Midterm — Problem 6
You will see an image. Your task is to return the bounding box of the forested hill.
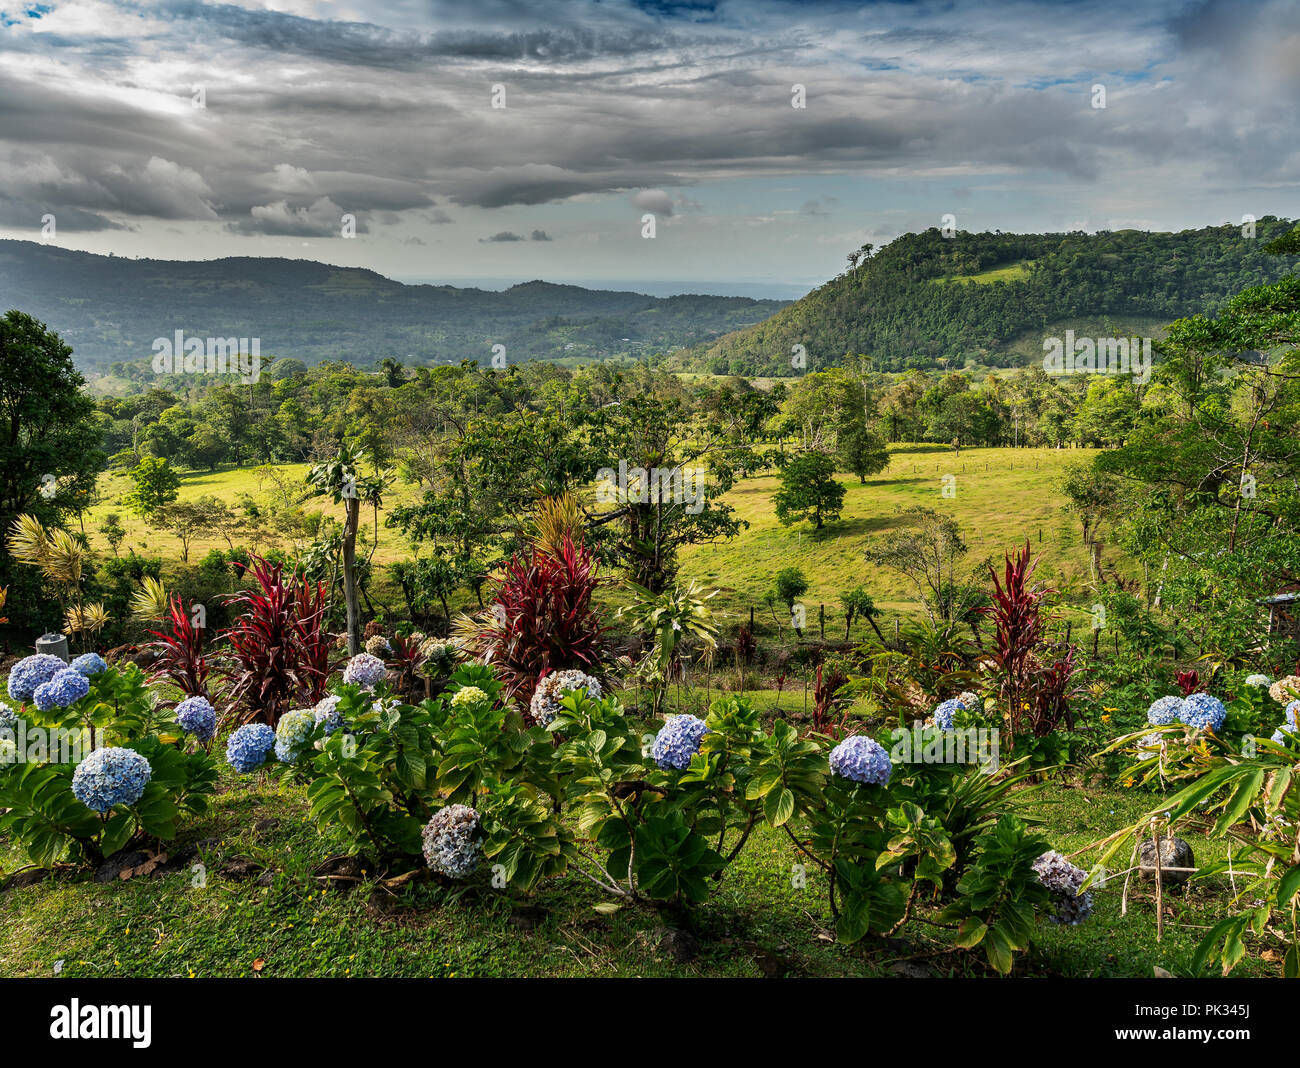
[0,241,788,372]
[673,219,1300,375]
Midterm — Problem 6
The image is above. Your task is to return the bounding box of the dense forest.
[0,241,788,373]
[677,219,1300,375]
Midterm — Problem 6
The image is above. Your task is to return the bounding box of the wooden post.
[749,605,754,632]
[1152,818,1164,942]
[818,604,825,639]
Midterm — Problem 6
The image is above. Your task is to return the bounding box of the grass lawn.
[0,693,1272,979]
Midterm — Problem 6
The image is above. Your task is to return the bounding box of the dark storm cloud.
[0,0,1294,239]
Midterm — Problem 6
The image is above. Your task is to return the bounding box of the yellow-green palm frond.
[533,492,584,561]
[7,514,51,569]
[131,576,169,622]
[43,528,83,585]
[67,601,110,636]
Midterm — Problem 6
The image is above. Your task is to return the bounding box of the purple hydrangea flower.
[1032,850,1094,925]
[33,668,90,711]
[1146,695,1184,726]
[313,694,344,734]
[342,653,387,690]
[421,804,482,878]
[828,735,892,786]
[652,714,709,770]
[1179,693,1226,732]
[226,723,277,773]
[71,747,152,813]
[175,696,217,742]
[69,652,108,677]
[6,653,68,701]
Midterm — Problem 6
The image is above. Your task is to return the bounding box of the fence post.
[819,604,825,640]
[749,605,754,632]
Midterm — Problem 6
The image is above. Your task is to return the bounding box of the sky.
[0,0,1296,292]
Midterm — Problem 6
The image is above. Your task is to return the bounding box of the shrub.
[454,534,605,705]
[220,555,328,725]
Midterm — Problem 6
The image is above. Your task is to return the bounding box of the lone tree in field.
[123,456,180,517]
[837,417,890,484]
[773,449,845,530]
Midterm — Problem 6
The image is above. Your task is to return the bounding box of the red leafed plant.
[220,555,328,725]
[979,541,1077,748]
[1175,669,1202,696]
[388,631,427,694]
[147,593,212,699]
[454,533,605,705]
[811,656,851,736]
[291,567,333,704]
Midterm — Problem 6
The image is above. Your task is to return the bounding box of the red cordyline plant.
[454,533,605,708]
[1175,669,1202,696]
[220,555,328,726]
[979,541,1076,749]
[147,593,212,699]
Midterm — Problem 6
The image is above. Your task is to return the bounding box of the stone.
[657,926,699,964]
[35,632,69,663]
[1139,835,1195,885]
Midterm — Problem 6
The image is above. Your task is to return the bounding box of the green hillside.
[676,220,1300,375]
[0,242,788,373]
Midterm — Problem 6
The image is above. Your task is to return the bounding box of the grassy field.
[80,445,1113,635]
[0,758,1271,978]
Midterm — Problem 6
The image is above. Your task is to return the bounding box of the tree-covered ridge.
[677,220,1300,375]
[0,241,789,372]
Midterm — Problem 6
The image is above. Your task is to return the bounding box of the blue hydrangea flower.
[33,668,90,711]
[342,653,387,689]
[1244,674,1271,688]
[71,747,152,813]
[175,696,217,742]
[828,735,893,786]
[69,652,108,677]
[1272,723,1300,746]
[652,714,709,770]
[1180,693,1226,732]
[6,653,68,701]
[1285,700,1300,727]
[313,694,344,734]
[0,701,17,732]
[1146,695,1185,726]
[226,723,277,773]
[274,709,316,763]
[932,697,967,730]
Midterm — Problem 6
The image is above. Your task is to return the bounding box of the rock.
[657,926,699,964]
[2,867,53,890]
[1139,836,1195,885]
[94,851,150,883]
[509,905,545,932]
[218,857,266,881]
[254,818,282,834]
[890,959,936,978]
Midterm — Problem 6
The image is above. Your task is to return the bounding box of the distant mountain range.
[673,218,1300,375]
[0,241,790,372]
